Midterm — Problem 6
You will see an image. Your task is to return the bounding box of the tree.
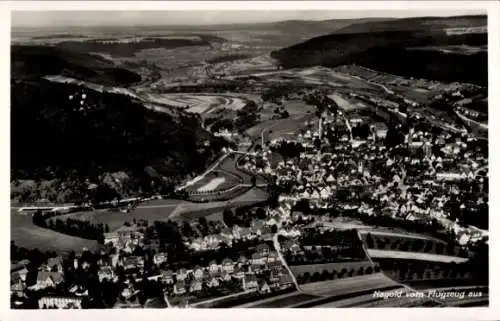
[357,267,365,276]
[365,233,374,249]
[222,208,235,226]
[255,207,266,220]
[251,176,257,187]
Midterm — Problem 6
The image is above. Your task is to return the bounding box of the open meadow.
[11,210,97,252]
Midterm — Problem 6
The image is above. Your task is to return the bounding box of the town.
[10,10,489,309]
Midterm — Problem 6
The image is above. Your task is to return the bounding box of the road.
[272,233,302,293]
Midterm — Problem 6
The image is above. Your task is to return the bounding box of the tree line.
[32,211,108,243]
[296,265,381,284]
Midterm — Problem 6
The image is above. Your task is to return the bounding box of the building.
[98,266,115,282]
[154,253,167,265]
[38,296,82,309]
[30,271,64,291]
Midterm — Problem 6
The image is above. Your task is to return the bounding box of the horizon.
[11,10,486,30]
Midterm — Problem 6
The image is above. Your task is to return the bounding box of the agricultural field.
[327,93,362,112]
[238,291,319,308]
[284,99,317,116]
[142,93,248,113]
[298,272,401,297]
[366,249,469,263]
[11,210,97,252]
[266,115,315,142]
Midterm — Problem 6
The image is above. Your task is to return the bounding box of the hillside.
[270,15,487,86]
[333,15,486,34]
[11,45,142,86]
[11,46,227,203]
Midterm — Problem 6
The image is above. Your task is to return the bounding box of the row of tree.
[364,233,468,258]
[296,265,381,284]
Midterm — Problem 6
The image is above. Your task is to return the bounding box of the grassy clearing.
[61,201,182,231]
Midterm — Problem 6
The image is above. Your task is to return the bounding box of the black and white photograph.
[6,1,495,312]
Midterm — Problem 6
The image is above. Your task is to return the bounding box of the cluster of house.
[11,256,87,309]
[163,243,294,301]
[238,98,488,251]
[187,218,286,251]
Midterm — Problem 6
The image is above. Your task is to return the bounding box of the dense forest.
[11,79,228,202]
[271,16,487,86]
[11,45,142,86]
[11,46,229,203]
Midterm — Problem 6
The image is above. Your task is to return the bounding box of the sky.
[11,9,486,29]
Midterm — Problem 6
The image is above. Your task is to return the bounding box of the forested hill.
[270,15,487,86]
[12,45,141,86]
[11,45,227,203]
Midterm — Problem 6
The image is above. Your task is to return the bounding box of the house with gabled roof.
[259,281,271,294]
[221,272,232,282]
[113,295,142,309]
[208,260,220,275]
[39,296,82,309]
[256,243,271,255]
[161,269,174,284]
[30,271,64,291]
[98,266,115,282]
[176,268,188,281]
[243,274,258,290]
[43,257,63,273]
[174,280,186,295]
[193,266,205,280]
[237,255,248,266]
[11,273,26,297]
[278,274,293,289]
[221,258,234,273]
[250,263,263,274]
[189,280,202,293]
[233,266,245,279]
[206,277,220,288]
[153,252,167,266]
